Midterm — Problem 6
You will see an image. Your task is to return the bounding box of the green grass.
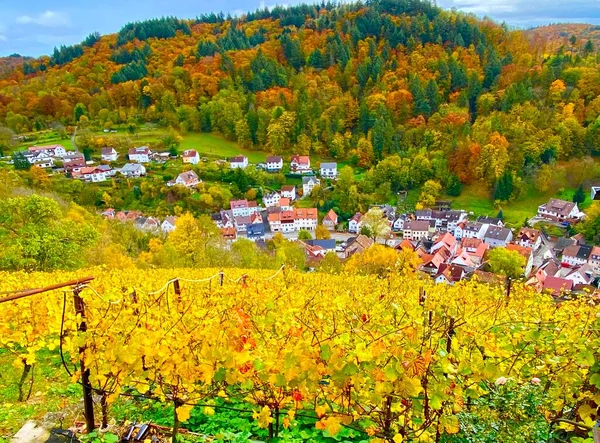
[446,183,588,227]
[0,349,82,436]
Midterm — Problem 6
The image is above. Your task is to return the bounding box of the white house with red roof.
[128,146,152,163]
[229,155,248,169]
[74,166,111,183]
[281,185,296,201]
[291,155,311,173]
[230,199,261,217]
[295,208,318,231]
[182,150,200,165]
[28,144,67,158]
[168,170,200,188]
[266,156,283,172]
[537,198,583,222]
[348,212,363,234]
[323,209,338,230]
[101,147,118,162]
[161,216,178,233]
[263,192,281,208]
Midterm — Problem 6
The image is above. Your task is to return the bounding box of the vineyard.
[1,267,600,442]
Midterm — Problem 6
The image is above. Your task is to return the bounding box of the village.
[14,142,600,297]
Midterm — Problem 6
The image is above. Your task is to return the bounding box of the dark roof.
[577,245,593,260]
[247,223,265,235]
[554,237,576,252]
[485,226,512,241]
[305,239,336,250]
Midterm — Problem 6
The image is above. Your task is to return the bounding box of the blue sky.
[0,0,599,57]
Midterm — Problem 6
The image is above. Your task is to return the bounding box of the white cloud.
[0,35,7,42]
[16,11,69,27]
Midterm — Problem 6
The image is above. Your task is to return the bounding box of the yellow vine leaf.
[324,416,342,436]
[176,405,194,422]
[393,434,404,443]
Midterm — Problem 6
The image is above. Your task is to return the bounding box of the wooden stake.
[73,286,95,432]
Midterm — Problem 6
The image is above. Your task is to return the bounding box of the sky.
[0,0,599,57]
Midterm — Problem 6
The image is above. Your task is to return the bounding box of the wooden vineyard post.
[219,271,224,287]
[73,285,95,432]
[446,317,456,354]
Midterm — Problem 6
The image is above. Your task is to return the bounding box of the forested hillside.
[1,0,600,197]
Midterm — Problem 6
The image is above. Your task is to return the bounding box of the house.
[64,157,87,174]
[263,192,281,208]
[279,197,292,211]
[416,209,468,234]
[323,209,338,230]
[266,156,283,172]
[506,243,534,277]
[537,198,582,222]
[393,215,407,232]
[371,204,397,222]
[116,210,143,223]
[319,162,338,178]
[342,235,374,259]
[420,251,449,276]
[592,186,600,201]
[30,156,54,168]
[562,244,592,267]
[281,211,296,233]
[403,220,434,241]
[460,238,489,266]
[28,144,67,158]
[168,170,200,188]
[305,239,336,252]
[182,150,200,165]
[589,246,600,273]
[101,148,119,162]
[221,227,237,241]
[74,166,110,183]
[128,146,152,163]
[395,239,416,252]
[434,264,466,285]
[281,185,297,201]
[516,227,542,250]
[565,264,594,286]
[230,200,260,217]
[290,155,311,173]
[553,237,576,255]
[161,216,178,233]
[234,215,251,233]
[120,163,146,178]
[295,208,318,231]
[476,216,504,227]
[431,232,458,255]
[247,223,265,241]
[215,210,235,229]
[460,222,488,240]
[348,213,364,234]
[483,226,513,248]
[302,176,321,196]
[543,276,574,296]
[301,240,336,261]
[451,249,476,270]
[135,216,161,232]
[229,155,248,169]
[268,212,282,233]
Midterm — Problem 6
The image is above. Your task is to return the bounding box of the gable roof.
[405,220,432,232]
[554,237,576,252]
[484,226,512,241]
[324,209,338,223]
[183,149,198,157]
[506,243,533,261]
[101,147,117,155]
[266,155,283,163]
[230,199,249,209]
[229,155,247,163]
[320,162,337,169]
[517,227,541,243]
[291,155,310,165]
[541,198,576,216]
[350,212,363,223]
[281,185,295,192]
[177,170,199,184]
[129,146,150,155]
[295,208,318,220]
[306,239,336,250]
[543,276,574,295]
[477,216,503,226]
[302,176,320,185]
